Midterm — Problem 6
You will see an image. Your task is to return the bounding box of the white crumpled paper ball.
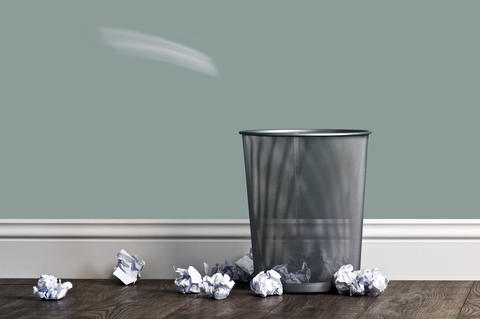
[333,264,388,296]
[33,275,73,300]
[200,273,235,300]
[174,266,203,294]
[250,269,283,297]
[113,249,146,285]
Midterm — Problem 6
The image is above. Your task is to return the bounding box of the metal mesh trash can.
[240,129,371,293]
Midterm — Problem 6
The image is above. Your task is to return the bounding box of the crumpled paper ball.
[333,264,388,296]
[250,269,283,297]
[200,273,235,300]
[113,249,146,285]
[174,266,203,294]
[235,249,254,282]
[33,275,73,300]
[359,268,389,296]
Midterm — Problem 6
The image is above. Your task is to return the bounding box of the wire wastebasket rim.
[239,129,371,137]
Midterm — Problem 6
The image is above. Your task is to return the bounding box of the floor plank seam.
[260,304,275,318]
[456,281,475,319]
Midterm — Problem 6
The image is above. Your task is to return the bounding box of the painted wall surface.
[1,1,479,219]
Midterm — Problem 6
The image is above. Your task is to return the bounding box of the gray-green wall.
[1,1,479,219]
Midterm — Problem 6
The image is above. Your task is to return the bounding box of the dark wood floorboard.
[0,280,476,319]
[458,281,480,319]
[165,283,283,319]
[0,280,200,319]
[263,292,376,319]
[358,281,473,319]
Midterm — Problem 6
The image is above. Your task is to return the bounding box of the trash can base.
[283,282,332,294]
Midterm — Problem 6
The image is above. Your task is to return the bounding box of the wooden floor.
[1,280,480,319]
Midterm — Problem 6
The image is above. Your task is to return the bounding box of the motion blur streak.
[100,28,219,76]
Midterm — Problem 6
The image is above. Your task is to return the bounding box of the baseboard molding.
[1,219,480,280]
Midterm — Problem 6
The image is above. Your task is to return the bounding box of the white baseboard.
[1,219,480,280]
